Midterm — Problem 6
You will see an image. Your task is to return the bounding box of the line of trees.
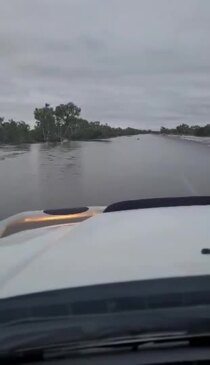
[0,102,150,144]
[160,123,210,137]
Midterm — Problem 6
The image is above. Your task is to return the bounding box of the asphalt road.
[1,135,210,219]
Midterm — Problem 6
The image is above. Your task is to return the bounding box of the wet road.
[0,135,210,219]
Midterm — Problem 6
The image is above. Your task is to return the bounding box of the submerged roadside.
[163,134,210,146]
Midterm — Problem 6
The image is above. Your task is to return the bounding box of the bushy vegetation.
[160,123,210,137]
[0,102,150,144]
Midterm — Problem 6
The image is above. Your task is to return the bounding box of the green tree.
[0,117,4,143]
[160,126,168,134]
[176,124,190,135]
[0,101,149,144]
[54,102,81,141]
[34,103,56,142]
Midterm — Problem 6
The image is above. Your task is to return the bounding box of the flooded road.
[1,135,210,219]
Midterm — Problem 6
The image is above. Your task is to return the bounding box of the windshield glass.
[0,0,210,218]
[1,0,210,358]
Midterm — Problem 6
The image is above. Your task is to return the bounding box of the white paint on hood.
[0,205,210,299]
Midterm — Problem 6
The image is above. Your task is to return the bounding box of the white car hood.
[0,205,210,299]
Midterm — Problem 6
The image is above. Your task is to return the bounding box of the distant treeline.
[160,123,210,137]
[0,102,151,144]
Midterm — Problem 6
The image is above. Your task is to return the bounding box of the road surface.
[0,135,210,219]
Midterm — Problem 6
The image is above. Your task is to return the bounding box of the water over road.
[0,135,210,219]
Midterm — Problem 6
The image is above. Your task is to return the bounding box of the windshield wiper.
[1,332,210,363]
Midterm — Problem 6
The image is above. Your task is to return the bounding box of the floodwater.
[1,135,210,219]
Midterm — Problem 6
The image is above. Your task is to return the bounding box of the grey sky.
[0,0,210,129]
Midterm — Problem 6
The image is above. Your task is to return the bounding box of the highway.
[1,135,210,219]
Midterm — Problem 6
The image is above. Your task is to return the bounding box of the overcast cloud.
[0,0,210,129]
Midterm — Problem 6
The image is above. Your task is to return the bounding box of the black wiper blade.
[108,332,210,349]
[2,332,210,363]
[58,332,210,351]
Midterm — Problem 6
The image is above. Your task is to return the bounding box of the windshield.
[0,0,210,217]
[1,0,210,359]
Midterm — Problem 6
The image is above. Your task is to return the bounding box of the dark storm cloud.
[0,0,210,128]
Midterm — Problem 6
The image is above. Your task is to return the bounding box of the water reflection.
[0,144,30,160]
[1,136,210,219]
